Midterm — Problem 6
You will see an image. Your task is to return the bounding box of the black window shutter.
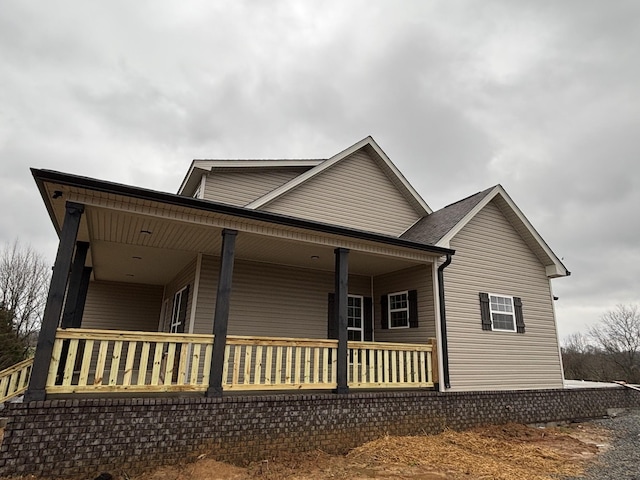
[364,297,373,341]
[380,295,389,329]
[479,292,492,331]
[327,293,338,339]
[514,296,525,334]
[408,290,419,328]
[177,285,190,333]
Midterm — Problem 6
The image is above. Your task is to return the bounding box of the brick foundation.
[1,388,639,478]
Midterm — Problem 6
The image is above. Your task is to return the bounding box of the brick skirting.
[1,388,639,478]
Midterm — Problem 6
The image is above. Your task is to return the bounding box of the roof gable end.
[436,186,568,277]
[245,136,432,215]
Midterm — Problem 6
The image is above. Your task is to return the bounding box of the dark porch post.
[60,241,89,328]
[25,201,85,402]
[72,266,93,328]
[334,247,349,394]
[206,229,238,397]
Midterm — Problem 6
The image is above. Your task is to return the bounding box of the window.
[347,295,363,341]
[388,291,409,329]
[479,292,525,333]
[489,294,515,331]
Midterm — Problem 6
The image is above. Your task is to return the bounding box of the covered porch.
[22,169,453,400]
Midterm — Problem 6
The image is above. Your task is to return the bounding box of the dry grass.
[1,422,608,480]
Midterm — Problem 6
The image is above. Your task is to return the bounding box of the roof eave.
[32,168,455,258]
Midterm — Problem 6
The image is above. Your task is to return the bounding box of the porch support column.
[25,201,85,402]
[72,266,93,328]
[60,241,89,328]
[206,229,238,397]
[334,247,349,394]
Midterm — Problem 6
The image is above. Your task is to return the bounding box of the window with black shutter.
[479,292,525,333]
[381,290,418,329]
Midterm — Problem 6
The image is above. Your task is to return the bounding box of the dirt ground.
[1,421,609,480]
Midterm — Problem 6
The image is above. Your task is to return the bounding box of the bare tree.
[0,239,51,352]
[589,304,640,383]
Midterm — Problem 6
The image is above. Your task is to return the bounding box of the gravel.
[574,408,640,480]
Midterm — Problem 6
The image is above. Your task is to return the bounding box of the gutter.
[437,254,452,389]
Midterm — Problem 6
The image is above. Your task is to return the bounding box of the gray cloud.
[1,0,638,339]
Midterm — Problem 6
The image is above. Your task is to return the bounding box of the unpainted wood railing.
[348,339,435,388]
[45,329,436,394]
[46,329,214,394]
[0,357,34,403]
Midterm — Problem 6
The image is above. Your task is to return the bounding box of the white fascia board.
[366,138,432,215]
[246,136,432,215]
[196,159,323,168]
[177,160,198,195]
[436,185,568,278]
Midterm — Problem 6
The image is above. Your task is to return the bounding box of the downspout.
[437,254,452,389]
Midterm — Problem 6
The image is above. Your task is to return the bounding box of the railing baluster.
[138,342,151,385]
[150,342,164,386]
[294,346,302,385]
[322,347,329,384]
[285,346,292,384]
[62,339,79,386]
[303,347,311,384]
[164,343,176,385]
[202,343,213,386]
[254,345,263,385]
[123,341,137,386]
[244,345,253,385]
[109,341,123,386]
[221,344,230,385]
[190,344,202,385]
[94,340,109,385]
[275,346,283,385]
[265,346,273,385]
[78,339,93,386]
[46,338,64,386]
[313,347,320,384]
[176,343,189,385]
[232,346,240,386]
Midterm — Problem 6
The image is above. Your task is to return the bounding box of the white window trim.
[348,294,364,341]
[388,290,410,329]
[170,286,188,333]
[488,293,516,332]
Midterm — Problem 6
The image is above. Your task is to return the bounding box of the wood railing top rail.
[0,357,34,378]
[55,328,214,343]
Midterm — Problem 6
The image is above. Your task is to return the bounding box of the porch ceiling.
[83,206,428,284]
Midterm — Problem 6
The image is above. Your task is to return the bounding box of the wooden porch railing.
[0,357,34,403]
[45,329,436,394]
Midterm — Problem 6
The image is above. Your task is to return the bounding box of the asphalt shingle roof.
[401,186,496,245]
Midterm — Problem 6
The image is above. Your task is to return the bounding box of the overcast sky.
[1,0,638,340]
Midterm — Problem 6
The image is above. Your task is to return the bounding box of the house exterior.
[2,136,569,403]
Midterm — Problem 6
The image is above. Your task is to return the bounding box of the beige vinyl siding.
[261,151,421,236]
[192,255,370,338]
[373,264,435,344]
[445,200,563,391]
[82,281,164,331]
[203,168,308,206]
[160,259,197,332]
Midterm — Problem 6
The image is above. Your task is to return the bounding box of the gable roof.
[402,185,569,278]
[245,136,433,215]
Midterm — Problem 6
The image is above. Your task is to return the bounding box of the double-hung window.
[347,295,364,341]
[388,291,409,329]
[489,294,515,331]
